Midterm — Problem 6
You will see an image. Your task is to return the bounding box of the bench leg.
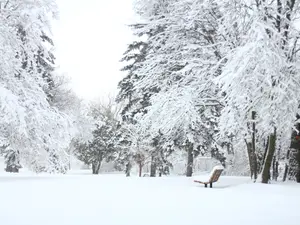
[210,182,212,188]
[204,184,207,188]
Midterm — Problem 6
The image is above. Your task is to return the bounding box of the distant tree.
[114,122,151,177]
[4,148,21,173]
[150,132,174,177]
[113,122,133,176]
[73,99,119,174]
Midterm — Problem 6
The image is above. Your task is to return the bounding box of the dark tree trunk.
[272,156,276,180]
[262,130,276,184]
[283,163,289,182]
[245,111,258,180]
[253,153,258,181]
[92,164,96,174]
[292,121,300,182]
[275,161,279,181]
[138,161,143,177]
[92,163,101,174]
[251,111,258,181]
[272,157,279,181]
[92,155,102,175]
[125,162,131,177]
[95,161,101,174]
[260,136,269,174]
[286,120,300,182]
[186,142,194,177]
[158,166,163,177]
[251,111,258,180]
[296,149,300,183]
[287,148,299,181]
[150,156,156,177]
[246,142,258,181]
[246,141,254,178]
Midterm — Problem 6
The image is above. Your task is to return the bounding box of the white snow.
[0,172,299,225]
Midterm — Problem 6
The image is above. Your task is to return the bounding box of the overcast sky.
[52,0,136,100]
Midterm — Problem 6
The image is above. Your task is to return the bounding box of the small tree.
[73,99,119,174]
[4,148,21,173]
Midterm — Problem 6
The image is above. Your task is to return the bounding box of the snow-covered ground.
[0,171,299,225]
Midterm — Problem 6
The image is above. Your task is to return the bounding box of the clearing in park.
[0,172,299,225]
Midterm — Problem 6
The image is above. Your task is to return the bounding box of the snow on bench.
[193,165,224,188]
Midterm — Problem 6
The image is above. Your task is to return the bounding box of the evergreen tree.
[118,0,226,177]
[4,148,21,173]
[73,100,119,174]
[0,0,73,173]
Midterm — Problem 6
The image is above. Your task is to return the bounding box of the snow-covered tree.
[73,99,120,174]
[117,0,226,176]
[150,131,174,176]
[0,0,73,173]
[115,0,300,182]
[4,148,21,173]
[218,0,300,183]
[114,121,151,177]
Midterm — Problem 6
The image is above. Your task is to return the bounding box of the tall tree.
[218,0,300,183]
[129,0,226,176]
[0,0,73,173]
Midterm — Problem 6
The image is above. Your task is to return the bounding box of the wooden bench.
[194,166,223,188]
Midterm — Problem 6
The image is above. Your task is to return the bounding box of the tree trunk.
[138,161,143,177]
[296,149,300,183]
[245,111,258,180]
[95,161,101,174]
[259,136,269,174]
[283,163,289,182]
[92,155,102,175]
[245,141,258,180]
[251,111,258,180]
[272,156,279,181]
[261,130,276,184]
[125,162,131,177]
[252,153,258,181]
[283,150,290,182]
[158,166,163,177]
[186,142,194,177]
[287,148,299,180]
[246,141,254,178]
[92,163,101,174]
[92,164,96,174]
[285,121,300,181]
[150,156,156,177]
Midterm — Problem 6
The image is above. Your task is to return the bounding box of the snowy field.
[0,172,299,225]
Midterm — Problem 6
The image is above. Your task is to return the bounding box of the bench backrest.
[209,169,223,183]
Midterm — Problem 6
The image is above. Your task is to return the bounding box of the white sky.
[52,0,136,100]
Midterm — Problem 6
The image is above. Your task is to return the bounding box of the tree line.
[89,0,300,183]
[2,0,300,184]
